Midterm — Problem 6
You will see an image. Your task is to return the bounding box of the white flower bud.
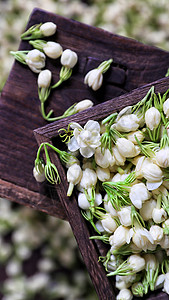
[82,161,93,170]
[116,106,132,121]
[115,114,140,132]
[163,273,169,294]
[150,225,163,243]
[38,69,52,88]
[109,225,131,249]
[77,192,90,210]
[80,168,97,189]
[104,196,118,217]
[116,288,133,300]
[101,213,117,233]
[144,253,158,270]
[107,255,123,272]
[116,138,139,158]
[95,220,105,233]
[132,228,154,251]
[112,146,126,166]
[117,206,132,227]
[152,208,167,224]
[155,148,169,168]
[26,49,46,73]
[163,98,169,117]
[139,199,156,221]
[40,22,57,36]
[115,279,129,290]
[154,274,165,290]
[116,274,136,290]
[84,68,103,91]
[43,42,63,59]
[67,163,82,196]
[128,254,145,273]
[95,147,115,168]
[129,182,151,209]
[112,173,129,183]
[96,166,110,182]
[142,161,163,183]
[145,107,161,130]
[33,165,45,183]
[152,185,168,199]
[61,49,78,68]
[127,130,145,144]
[67,163,82,185]
[77,191,102,210]
[160,235,169,249]
[74,99,94,112]
[162,219,169,229]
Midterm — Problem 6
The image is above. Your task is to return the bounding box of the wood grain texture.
[34,76,169,299]
[1,7,169,220]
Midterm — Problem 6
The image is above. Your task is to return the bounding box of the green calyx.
[131,205,145,228]
[162,194,169,215]
[101,112,124,152]
[160,125,169,149]
[103,172,136,210]
[135,136,159,157]
[34,142,76,185]
[132,282,145,297]
[43,144,61,184]
[99,250,111,272]
[89,234,110,244]
[10,50,29,65]
[142,265,159,292]
[131,86,154,116]
[29,39,47,51]
[52,66,72,89]
[21,23,43,40]
[107,259,134,276]
[97,58,113,74]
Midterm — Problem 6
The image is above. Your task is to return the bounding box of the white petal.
[70,122,83,130]
[68,136,79,152]
[80,146,95,158]
[84,120,100,132]
[146,181,163,191]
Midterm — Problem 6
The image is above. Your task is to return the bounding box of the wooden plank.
[1,7,169,219]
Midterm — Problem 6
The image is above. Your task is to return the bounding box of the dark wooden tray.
[34,76,169,300]
[1,7,169,221]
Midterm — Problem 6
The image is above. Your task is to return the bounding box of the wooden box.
[1,7,169,222]
[34,76,169,299]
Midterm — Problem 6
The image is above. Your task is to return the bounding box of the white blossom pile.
[61,87,169,298]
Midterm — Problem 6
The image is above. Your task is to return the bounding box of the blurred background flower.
[1,0,169,299]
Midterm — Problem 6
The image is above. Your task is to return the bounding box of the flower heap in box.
[35,86,169,299]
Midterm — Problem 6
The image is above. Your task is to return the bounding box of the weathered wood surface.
[1,7,169,220]
[34,76,169,299]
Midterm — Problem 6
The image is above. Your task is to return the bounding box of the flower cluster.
[35,86,169,299]
[10,21,82,122]
[10,21,112,122]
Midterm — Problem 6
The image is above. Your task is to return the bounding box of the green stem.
[51,78,63,89]
[44,144,50,163]
[43,142,61,155]
[36,143,45,161]
[40,102,54,120]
